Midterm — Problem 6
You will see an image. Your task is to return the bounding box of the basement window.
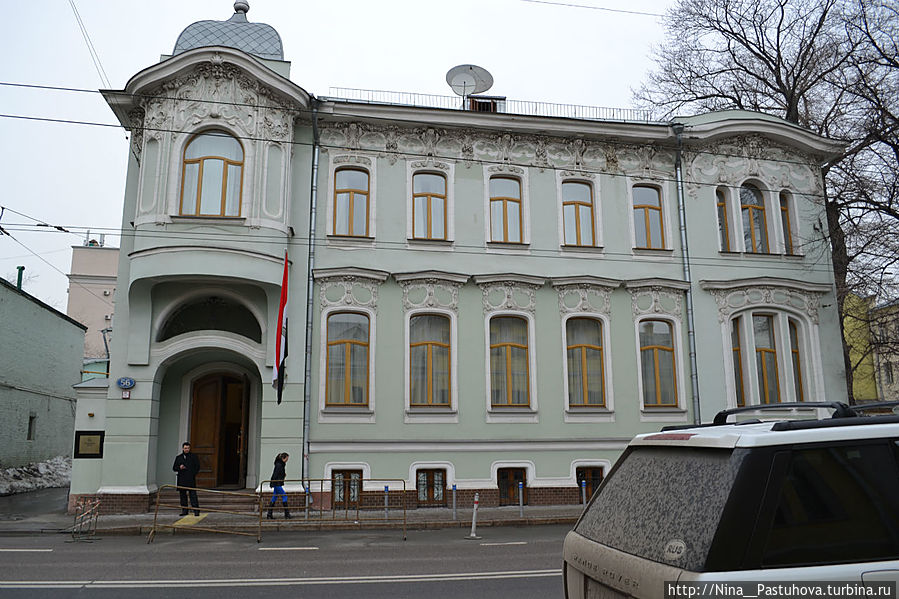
[27,415,36,440]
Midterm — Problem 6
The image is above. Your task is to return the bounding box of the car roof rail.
[770,413,899,431]
[849,400,899,414]
[661,418,762,432]
[712,402,856,425]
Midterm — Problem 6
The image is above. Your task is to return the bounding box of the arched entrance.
[190,372,249,488]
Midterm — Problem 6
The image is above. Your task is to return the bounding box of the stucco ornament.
[708,286,823,324]
[487,164,525,176]
[127,108,146,161]
[571,139,587,168]
[319,276,381,310]
[399,277,463,313]
[419,128,442,157]
[629,285,684,318]
[556,284,613,317]
[478,281,540,314]
[332,154,372,167]
[410,159,450,172]
[686,134,819,200]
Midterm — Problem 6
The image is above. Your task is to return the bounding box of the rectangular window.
[410,314,451,406]
[780,192,795,255]
[562,181,595,246]
[753,315,780,403]
[497,468,527,506]
[416,469,446,507]
[717,188,731,251]
[732,317,746,407]
[489,177,523,243]
[566,318,605,407]
[639,320,677,407]
[489,316,530,407]
[789,320,804,402]
[412,173,447,240]
[326,312,370,406]
[576,466,604,501]
[633,185,665,249]
[333,168,370,237]
[886,362,894,385]
[27,415,36,441]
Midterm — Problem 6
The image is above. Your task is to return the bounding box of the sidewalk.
[0,488,584,537]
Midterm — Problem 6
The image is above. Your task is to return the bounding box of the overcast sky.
[0,0,670,312]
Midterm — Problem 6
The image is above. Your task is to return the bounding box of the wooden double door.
[189,373,249,489]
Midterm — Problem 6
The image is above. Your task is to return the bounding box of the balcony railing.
[324,87,657,124]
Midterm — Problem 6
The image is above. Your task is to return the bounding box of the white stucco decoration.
[552,277,619,317]
[700,277,831,324]
[395,271,468,313]
[626,279,689,319]
[315,268,389,311]
[474,275,545,314]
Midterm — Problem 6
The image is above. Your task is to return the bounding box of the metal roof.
[173,2,283,61]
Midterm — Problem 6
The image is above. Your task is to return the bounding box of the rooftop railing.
[325,87,658,124]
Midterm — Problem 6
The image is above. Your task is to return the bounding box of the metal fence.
[70,497,101,542]
[147,485,262,543]
[325,87,656,123]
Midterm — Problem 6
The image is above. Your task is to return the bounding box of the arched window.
[180,131,243,217]
[633,185,665,249]
[334,168,370,236]
[740,183,769,253]
[410,314,451,406]
[753,314,780,403]
[566,318,605,407]
[412,173,447,240]
[717,187,731,251]
[780,191,796,255]
[326,312,369,406]
[489,176,523,243]
[562,181,595,246]
[489,316,529,406]
[639,319,677,407]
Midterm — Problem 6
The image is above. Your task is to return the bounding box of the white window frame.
[634,315,688,420]
[778,189,801,256]
[318,305,376,423]
[628,179,672,252]
[404,307,459,423]
[736,178,776,254]
[484,310,538,423]
[326,153,377,241]
[561,312,614,422]
[716,185,738,253]
[406,160,455,244]
[556,173,602,250]
[483,165,530,248]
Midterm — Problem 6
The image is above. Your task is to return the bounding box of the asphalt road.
[0,524,569,598]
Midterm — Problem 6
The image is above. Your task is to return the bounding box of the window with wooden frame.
[732,316,746,407]
[416,469,446,507]
[489,176,523,243]
[576,466,604,500]
[566,317,605,407]
[489,316,530,407]
[717,187,732,251]
[180,131,244,217]
[410,314,451,407]
[753,314,780,404]
[333,168,370,237]
[741,183,769,253]
[562,181,596,246]
[412,173,447,240]
[789,319,804,402]
[780,191,796,255]
[497,467,527,506]
[633,185,665,249]
[326,312,369,406]
[639,319,678,407]
[332,469,362,509]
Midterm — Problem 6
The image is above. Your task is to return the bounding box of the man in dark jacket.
[172,442,200,516]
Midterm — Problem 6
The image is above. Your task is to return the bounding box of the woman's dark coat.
[269,457,287,488]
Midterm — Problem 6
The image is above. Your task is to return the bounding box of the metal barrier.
[147,485,262,543]
[261,478,407,540]
[70,497,101,542]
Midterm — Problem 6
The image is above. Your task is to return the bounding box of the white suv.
[563,402,899,598]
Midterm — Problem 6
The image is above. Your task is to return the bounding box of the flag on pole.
[273,250,289,404]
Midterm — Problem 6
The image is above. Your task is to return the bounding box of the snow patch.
[0,456,71,496]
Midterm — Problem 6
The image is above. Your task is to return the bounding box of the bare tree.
[636,0,899,402]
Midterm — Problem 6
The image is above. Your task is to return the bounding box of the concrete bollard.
[581,480,587,504]
[384,485,389,520]
[518,481,524,517]
[452,484,457,521]
[466,492,481,540]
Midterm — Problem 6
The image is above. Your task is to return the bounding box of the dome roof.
[173,2,283,61]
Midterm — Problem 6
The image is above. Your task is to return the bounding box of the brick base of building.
[67,493,152,515]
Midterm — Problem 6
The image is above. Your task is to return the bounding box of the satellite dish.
[446,64,493,96]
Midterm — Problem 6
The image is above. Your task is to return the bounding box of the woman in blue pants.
[267,453,290,519]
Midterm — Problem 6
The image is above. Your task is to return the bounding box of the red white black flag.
[273,250,288,404]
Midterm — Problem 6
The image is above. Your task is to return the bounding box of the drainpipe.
[16,266,25,290]
[301,100,320,484]
[672,123,702,425]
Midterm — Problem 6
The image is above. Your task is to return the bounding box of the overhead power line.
[520,0,664,17]
[67,0,111,89]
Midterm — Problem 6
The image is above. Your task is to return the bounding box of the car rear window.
[574,446,743,572]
